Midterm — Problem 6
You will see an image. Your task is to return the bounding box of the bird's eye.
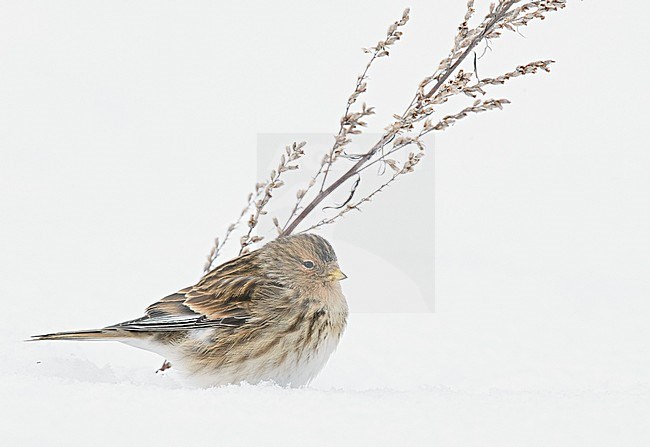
[302,260,315,269]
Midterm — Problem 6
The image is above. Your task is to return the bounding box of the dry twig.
[206,1,566,261]
[238,141,305,255]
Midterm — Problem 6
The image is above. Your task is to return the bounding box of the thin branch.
[280,154,328,232]
[303,152,424,232]
[318,8,410,192]
[238,141,305,254]
[203,185,264,272]
[213,1,566,247]
[281,1,520,236]
[281,131,397,236]
[428,2,516,100]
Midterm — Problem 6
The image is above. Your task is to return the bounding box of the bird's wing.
[109,252,284,332]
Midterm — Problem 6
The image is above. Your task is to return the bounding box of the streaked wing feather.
[111,252,279,332]
[182,251,275,319]
[108,314,246,332]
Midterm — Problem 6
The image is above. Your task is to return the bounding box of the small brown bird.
[32,234,348,387]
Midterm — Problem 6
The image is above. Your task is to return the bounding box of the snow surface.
[3,309,650,446]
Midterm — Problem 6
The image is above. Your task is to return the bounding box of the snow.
[3,308,650,446]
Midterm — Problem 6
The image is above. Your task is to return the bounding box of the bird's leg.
[156,360,172,374]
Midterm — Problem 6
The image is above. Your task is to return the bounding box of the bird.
[31,234,348,387]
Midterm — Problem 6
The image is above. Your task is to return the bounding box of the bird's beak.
[328,267,348,282]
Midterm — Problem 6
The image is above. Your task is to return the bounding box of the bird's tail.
[30,328,122,341]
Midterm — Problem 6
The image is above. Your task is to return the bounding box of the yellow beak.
[328,267,348,282]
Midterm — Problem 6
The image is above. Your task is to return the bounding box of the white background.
[1,1,649,446]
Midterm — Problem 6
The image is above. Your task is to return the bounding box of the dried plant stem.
[322,58,553,227]
[462,59,555,97]
[423,1,516,100]
[281,154,327,232]
[318,9,410,192]
[203,186,263,273]
[207,1,566,258]
[305,172,401,232]
[281,2,520,237]
[239,141,306,254]
[319,55,377,192]
[281,131,396,236]
[304,151,424,232]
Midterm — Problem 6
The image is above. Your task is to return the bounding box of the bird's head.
[259,234,347,290]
